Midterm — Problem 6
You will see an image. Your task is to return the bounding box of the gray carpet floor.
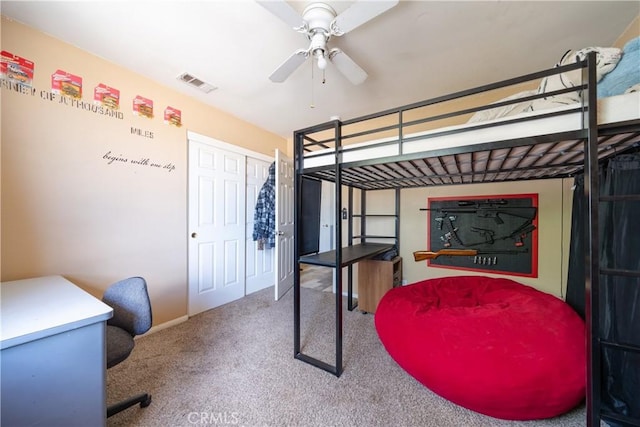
[106,285,586,427]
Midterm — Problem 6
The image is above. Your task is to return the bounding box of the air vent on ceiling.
[177,72,217,93]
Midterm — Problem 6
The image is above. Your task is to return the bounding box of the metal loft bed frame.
[292,52,640,426]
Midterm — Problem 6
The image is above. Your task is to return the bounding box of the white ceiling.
[2,1,638,139]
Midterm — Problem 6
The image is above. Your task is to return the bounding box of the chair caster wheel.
[141,395,152,408]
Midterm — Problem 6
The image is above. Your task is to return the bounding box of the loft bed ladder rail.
[597,200,640,425]
[601,340,640,353]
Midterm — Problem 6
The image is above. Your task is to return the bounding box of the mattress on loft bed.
[302,91,640,170]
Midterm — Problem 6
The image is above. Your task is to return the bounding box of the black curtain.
[567,152,640,423]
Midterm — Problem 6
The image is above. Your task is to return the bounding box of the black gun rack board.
[426,194,538,276]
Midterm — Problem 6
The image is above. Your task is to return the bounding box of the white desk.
[1,275,113,426]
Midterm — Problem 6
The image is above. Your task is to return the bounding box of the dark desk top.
[299,243,394,268]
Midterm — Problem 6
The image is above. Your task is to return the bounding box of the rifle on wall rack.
[413,248,528,262]
[419,203,537,224]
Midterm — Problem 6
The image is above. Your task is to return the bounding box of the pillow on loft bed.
[598,37,640,98]
[526,46,621,111]
[467,90,536,124]
[467,46,622,122]
[537,46,622,94]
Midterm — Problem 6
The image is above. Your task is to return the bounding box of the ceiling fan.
[257,0,399,85]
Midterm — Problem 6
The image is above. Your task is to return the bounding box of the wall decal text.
[103,151,176,172]
[1,78,124,120]
[131,127,154,139]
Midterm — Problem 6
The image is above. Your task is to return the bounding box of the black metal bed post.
[334,119,343,377]
[293,130,304,358]
[345,188,365,312]
[395,188,401,252]
[347,186,356,311]
[397,109,403,255]
[583,50,601,427]
[361,189,367,244]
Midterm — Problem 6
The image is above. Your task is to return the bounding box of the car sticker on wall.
[164,106,182,127]
[133,95,153,119]
[94,83,120,110]
[1,50,35,87]
[51,69,82,99]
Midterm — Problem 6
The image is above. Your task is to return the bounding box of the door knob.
[277,231,285,236]
[191,232,197,238]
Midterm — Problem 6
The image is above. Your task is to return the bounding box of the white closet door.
[188,140,246,315]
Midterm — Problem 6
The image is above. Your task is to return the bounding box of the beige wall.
[1,18,287,325]
[615,15,639,47]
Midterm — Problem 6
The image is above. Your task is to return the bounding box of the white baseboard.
[137,315,188,339]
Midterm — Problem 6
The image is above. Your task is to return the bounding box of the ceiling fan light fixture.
[302,3,336,32]
[258,0,399,84]
[314,49,327,70]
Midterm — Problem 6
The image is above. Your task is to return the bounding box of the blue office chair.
[103,277,153,418]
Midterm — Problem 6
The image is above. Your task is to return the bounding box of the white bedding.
[303,91,640,170]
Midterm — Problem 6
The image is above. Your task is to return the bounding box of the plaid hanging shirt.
[252,162,276,249]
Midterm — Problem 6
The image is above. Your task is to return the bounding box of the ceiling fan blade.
[256,0,304,29]
[332,0,399,35]
[329,49,368,85]
[269,49,308,82]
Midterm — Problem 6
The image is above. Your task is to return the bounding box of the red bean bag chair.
[375,276,585,420]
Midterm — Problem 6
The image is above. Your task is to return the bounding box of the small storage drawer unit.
[358,256,402,313]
